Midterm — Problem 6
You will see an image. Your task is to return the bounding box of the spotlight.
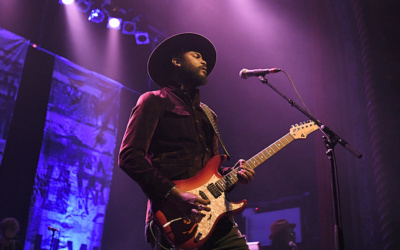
[59,0,74,5]
[135,32,150,45]
[107,17,122,30]
[122,21,137,35]
[88,8,105,23]
[103,3,125,30]
[76,0,91,13]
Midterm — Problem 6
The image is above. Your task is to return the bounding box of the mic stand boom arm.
[257,75,362,250]
[257,76,362,158]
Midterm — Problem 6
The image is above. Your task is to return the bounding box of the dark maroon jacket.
[119,86,219,205]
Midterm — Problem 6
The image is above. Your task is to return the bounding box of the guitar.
[152,121,318,249]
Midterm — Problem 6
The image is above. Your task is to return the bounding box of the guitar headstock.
[290,121,318,139]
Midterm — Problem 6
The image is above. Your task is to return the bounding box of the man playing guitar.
[119,33,255,249]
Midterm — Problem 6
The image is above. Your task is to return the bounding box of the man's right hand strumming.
[168,187,211,222]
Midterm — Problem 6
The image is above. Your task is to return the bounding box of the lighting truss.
[59,0,157,45]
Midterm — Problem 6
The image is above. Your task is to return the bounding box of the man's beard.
[181,66,208,88]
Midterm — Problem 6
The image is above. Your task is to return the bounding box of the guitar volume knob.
[194,232,203,242]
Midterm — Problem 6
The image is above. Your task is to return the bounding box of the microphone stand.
[50,230,55,250]
[257,75,362,250]
[48,227,59,250]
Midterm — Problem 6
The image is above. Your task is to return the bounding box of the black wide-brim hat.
[147,33,217,87]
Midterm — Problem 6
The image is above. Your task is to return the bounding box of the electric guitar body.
[152,121,318,249]
[152,154,246,249]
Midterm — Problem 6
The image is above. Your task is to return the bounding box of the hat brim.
[147,33,217,87]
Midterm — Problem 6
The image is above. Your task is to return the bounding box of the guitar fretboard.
[215,133,294,192]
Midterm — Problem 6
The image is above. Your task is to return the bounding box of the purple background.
[0,0,399,249]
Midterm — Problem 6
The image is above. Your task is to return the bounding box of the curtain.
[25,56,121,250]
[0,28,29,166]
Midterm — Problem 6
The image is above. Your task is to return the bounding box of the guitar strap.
[200,103,231,160]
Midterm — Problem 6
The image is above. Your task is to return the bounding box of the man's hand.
[236,159,255,184]
[168,187,211,222]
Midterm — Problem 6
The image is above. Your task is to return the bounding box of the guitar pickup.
[207,183,221,198]
[199,190,208,200]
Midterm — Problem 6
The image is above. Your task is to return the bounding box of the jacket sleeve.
[118,92,175,202]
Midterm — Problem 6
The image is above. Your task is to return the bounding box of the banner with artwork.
[25,56,122,250]
[0,28,29,166]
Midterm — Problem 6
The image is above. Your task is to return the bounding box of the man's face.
[177,51,208,87]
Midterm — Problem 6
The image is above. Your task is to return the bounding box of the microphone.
[239,68,281,79]
[48,226,60,232]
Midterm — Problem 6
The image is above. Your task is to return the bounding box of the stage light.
[122,21,137,35]
[107,17,122,30]
[88,8,105,23]
[103,3,125,30]
[60,0,74,5]
[76,0,91,13]
[135,32,150,45]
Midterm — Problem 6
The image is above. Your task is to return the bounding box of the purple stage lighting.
[59,0,74,5]
[135,31,150,45]
[88,8,105,23]
[107,17,122,30]
[122,21,137,35]
[76,0,91,13]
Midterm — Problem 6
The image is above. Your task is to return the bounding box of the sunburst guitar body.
[152,121,318,249]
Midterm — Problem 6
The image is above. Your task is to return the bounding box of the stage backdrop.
[0,28,29,166]
[24,55,122,250]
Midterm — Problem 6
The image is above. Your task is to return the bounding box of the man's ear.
[172,58,181,67]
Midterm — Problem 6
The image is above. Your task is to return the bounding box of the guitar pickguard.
[185,174,245,242]
[154,169,246,249]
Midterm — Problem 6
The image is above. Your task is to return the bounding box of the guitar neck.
[217,133,294,191]
[246,132,294,170]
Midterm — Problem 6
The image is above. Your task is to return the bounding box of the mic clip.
[48,226,60,232]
